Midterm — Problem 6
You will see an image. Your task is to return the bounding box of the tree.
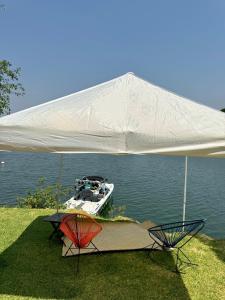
[0,60,25,115]
[220,108,225,113]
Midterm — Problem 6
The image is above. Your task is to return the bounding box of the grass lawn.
[1,208,225,300]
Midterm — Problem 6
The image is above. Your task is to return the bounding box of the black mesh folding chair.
[148,219,205,273]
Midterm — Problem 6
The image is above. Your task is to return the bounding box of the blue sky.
[1,0,225,112]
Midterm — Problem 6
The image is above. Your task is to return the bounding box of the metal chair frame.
[148,219,205,273]
[63,239,100,273]
[60,213,102,274]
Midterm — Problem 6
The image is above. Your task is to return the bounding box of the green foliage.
[221,108,225,113]
[0,59,25,115]
[17,177,71,209]
[108,204,127,217]
[100,198,126,219]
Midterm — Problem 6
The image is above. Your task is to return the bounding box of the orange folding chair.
[60,212,102,273]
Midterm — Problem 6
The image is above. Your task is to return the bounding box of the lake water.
[0,152,225,238]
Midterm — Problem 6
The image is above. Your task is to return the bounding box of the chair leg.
[175,248,180,273]
[76,247,80,274]
[90,241,100,251]
[148,241,166,265]
[148,241,156,261]
[175,247,197,273]
[149,241,163,253]
[179,247,197,266]
[148,241,156,257]
[64,241,74,256]
[65,240,101,276]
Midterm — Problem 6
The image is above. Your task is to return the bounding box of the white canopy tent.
[0,72,225,220]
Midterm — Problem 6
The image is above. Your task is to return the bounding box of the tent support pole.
[56,153,64,213]
[183,156,188,223]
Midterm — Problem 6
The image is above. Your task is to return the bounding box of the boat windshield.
[83,176,105,182]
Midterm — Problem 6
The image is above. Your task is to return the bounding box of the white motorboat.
[64,176,114,215]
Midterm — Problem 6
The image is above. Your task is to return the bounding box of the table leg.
[49,222,60,240]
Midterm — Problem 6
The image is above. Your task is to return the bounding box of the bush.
[100,199,126,218]
[108,204,126,217]
[17,177,71,209]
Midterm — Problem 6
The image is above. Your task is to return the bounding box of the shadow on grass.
[0,216,190,299]
[197,234,225,264]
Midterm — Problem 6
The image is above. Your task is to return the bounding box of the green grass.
[1,208,225,300]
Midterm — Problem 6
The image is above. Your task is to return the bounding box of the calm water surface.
[0,152,225,238]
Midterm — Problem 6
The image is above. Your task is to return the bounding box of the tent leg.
[56,154,64,213]
[183,156,188,223]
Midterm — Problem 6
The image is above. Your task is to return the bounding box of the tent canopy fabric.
[0,72,225,157]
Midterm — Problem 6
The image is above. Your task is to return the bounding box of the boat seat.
[80,189,94,200]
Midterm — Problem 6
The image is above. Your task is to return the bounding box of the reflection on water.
[0,152,225,238]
